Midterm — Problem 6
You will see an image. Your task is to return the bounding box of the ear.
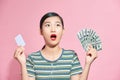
[40,29,43,35]
[62,29,64,35]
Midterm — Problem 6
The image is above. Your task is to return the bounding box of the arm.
[21,63,35,80]
[14,46,35,80]
[71,45,97,80]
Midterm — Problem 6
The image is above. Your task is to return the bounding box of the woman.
[14,12,97,80]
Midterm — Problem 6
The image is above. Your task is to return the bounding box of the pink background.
[0,0,120,80]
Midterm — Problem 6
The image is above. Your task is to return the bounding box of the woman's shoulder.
[27,50,41,57]
[63,48,77,55]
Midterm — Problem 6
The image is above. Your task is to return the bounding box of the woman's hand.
[85,44,98,65]
[14,46,26,65]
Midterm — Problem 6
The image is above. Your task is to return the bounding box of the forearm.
[80,64,91,80]
[80,45,98,80]
[21,63,28,80]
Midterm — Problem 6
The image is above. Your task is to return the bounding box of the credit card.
[15,34,26,46]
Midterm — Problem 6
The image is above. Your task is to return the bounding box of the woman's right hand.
[14,46,26,65]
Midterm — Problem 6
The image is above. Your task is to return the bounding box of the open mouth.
[50,34,57,41]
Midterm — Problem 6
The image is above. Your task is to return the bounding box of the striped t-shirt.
[26,49,83,80]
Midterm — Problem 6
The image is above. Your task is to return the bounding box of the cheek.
[56,27,63,32]
[57,30,63,38]
[42,31,50,39]
[42,28,50,34]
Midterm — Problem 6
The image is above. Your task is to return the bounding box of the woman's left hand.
[85,44,98,65]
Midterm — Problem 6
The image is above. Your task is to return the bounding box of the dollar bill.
[77,29,102,52]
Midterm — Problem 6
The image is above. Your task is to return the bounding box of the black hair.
[40,12,64,29]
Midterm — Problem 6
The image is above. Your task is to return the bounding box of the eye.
[45,23,50,27]
[56,23,62,27]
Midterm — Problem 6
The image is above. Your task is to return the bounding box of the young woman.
[14,12,97,80]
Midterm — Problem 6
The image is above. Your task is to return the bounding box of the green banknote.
[77,29,102,52]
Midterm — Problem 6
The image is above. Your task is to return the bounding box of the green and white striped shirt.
[26,49,82,80]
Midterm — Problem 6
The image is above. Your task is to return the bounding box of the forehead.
[44,16,61,23]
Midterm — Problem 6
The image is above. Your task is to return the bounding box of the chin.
[49,42,59,48]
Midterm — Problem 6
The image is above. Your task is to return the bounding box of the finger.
[19,46,25,51]
[17,46,25,51]
[91,51,98,59]
[88,44,93,48]
[14,49,20,58]
[14,48,19,58]
[87,44,93,51]
[87,53,92,57]
[14,47,24,58]
[86,52,92,57]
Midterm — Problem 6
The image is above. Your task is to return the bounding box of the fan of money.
[77,28,102,52]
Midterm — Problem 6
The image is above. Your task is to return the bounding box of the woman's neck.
[42,45,61,55]
[41,45,62,61]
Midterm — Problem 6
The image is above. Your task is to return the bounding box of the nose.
[51,26,56,32]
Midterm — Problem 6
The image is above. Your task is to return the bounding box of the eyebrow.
[55,21,61,23]
[44,21,61,24]
[44,21,50,24]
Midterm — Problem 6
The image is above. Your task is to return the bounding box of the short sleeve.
[26,55,35,77]
[70,52,83,76]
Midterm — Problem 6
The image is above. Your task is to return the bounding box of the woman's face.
[41,16,64,47]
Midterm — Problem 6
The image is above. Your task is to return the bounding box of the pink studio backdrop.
[0,0,120,80]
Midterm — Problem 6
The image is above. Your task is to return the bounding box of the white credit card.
[15,34,26,46]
